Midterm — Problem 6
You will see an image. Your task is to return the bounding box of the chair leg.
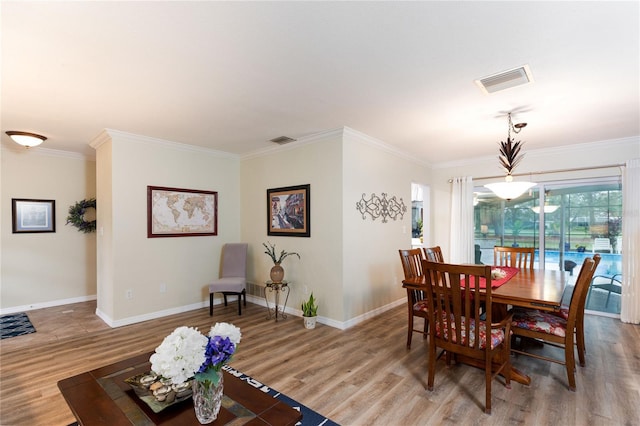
[427,342,436,391]
[485,356,492,414]
[605,291,611,308]
[209,293,214,316]
[566,337,577,391]
[242,289,247,306]
[237,294,242,315]
[407,314,414,349]
[223,294,228,306]
[576,322,586,367]
[423,318,429,340]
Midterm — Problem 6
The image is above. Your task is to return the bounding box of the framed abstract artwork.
[12,198,56,233]
[147,186,218,238]
[267,184,310,237]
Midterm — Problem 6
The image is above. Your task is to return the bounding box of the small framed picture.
[147,186,218,238]
[267,184,310,237]
[12,199,56,233]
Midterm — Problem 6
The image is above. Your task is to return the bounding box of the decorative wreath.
[66,198,97,233]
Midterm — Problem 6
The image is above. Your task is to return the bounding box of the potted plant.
[263,242,300,283]
[301,292,318,329]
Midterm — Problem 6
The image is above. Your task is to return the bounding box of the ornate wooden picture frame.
[147,186,218,238]
[267,184,310,237]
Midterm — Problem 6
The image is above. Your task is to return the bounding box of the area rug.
[222,364,340,426]
[0,312,36,339]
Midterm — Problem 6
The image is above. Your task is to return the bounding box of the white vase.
[303,316,317,329]
[192,372,223,424]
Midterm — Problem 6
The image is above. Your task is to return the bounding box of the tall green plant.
[301,293,318,317]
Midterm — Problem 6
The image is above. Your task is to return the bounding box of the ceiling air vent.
[269,136,297,145]
[475,65,534,94]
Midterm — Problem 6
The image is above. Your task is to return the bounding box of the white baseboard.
[337,298,406,330]
[96,301,208,328]
[0,295,97,316]
[4,294,407,332]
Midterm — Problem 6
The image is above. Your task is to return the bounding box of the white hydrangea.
[150,326,208,385]
[209,322,242,346]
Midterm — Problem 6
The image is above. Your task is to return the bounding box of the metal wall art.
[356,193,407,223]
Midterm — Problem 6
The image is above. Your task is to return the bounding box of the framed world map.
[147,186,218,238]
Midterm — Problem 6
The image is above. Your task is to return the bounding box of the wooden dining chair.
[399,248,429,349]
[510,254,601,391]
[493,246,535,270]
[423,245,444,263]
[422,260,513,414]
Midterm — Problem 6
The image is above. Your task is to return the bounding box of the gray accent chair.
[208,243,248,316]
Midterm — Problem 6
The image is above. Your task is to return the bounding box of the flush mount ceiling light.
[484,113,536,201]
[6,131,47,148]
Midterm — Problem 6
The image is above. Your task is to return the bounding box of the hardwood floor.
[1,300,639,425]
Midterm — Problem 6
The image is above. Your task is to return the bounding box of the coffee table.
[57,352,302,425]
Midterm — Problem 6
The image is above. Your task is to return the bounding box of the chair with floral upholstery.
[422,260,513,414]
[399,248,429,349]
[510,254,600,391]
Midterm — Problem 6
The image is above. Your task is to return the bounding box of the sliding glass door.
[474,177,622,316]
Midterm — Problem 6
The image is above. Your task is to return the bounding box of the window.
[474,177,622,316]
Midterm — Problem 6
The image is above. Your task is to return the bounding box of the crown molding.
[91,129,240,159]
[241,127,345,160]
[242,126,433,168]
[1,144,93,161]
[342,126,432,168]
[432,136,640,170]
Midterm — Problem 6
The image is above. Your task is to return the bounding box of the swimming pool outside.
[477,248,622,276]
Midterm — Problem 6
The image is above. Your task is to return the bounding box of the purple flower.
[198,335,235,373]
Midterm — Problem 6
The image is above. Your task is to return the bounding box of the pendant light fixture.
[6,131,47,148]
[484,113,536,200]
[531,190,559,214]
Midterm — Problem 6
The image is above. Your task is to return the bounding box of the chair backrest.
[493,246,535,270]
[423,246,444,263]
[570,254,601,323]
[422,260,494,354]
[220,243,248,278]
[398,248,424,279]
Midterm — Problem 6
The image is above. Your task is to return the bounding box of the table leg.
[264,286,273,320]
[277,285,289,321]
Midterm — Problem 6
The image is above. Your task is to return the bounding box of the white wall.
[430,137,640,258]
[241,127,431,326]
[240,130,344,322]
[342,128,431,324]
[1,147,96,312]
[92,130,241,326]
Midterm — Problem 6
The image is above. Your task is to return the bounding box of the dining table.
[402,266,567,385]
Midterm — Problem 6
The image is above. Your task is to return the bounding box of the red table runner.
[461,266,520,289]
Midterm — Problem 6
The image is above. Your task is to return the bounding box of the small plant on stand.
[301,293,318,329]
